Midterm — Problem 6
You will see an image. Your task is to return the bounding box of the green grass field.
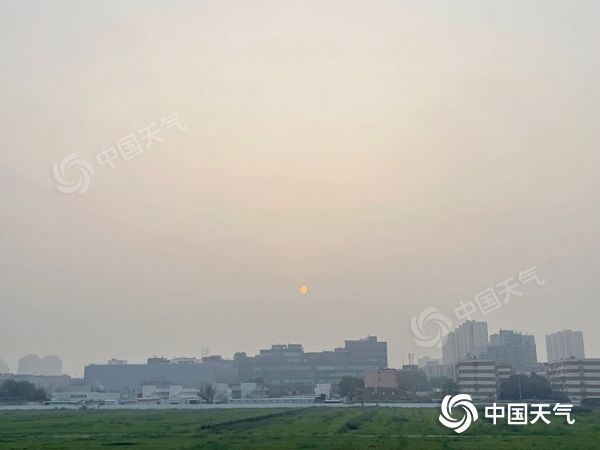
[0,407,598,449]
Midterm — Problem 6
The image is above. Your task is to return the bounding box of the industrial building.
[84,356,237,392]
[235,336,387,394]
[83,336,387,394]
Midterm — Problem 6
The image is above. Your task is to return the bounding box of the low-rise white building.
[241,382,268,399]
[213,383,231,403]
[547,358,600,404]
[314,383,332,399]
[50,391,120,404]
[456,360,512,401]
[141,385,202,404]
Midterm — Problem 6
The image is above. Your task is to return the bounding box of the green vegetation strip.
[197,408,309,431]
[0,407,598,449]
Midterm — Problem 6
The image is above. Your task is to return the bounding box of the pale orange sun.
[298,286,309,295]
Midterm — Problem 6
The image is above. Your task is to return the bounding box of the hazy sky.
[1,0,598,375]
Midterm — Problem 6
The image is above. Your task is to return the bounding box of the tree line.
[0,380,47,402]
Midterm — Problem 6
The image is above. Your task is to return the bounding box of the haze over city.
[1,0,598,377]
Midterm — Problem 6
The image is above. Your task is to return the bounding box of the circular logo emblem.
[52,153,94,194]
[439,394,478,433]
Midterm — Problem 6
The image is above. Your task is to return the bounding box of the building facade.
[442,321,488,366]
[546,330,585,362]
[50,391,120,405]
[84,337,386,394]
[84,356,237,392]
[0,374,72,393]
[364,368,398,390]
[418,358,452,379]
[485,329,539,373]
[236,336,387,394]
[455,360,512,402]
[547,358,600,403]
[314,383,332,399]
[17,355,62,376]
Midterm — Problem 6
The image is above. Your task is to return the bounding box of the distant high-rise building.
[417,356,441,368]
[545,330,585,362]
[442,321,488,365]
[0,358,9,374]
[417,357,450,379]
[421,360,451,379]
[484,329,539,373]
[17,355,62,376]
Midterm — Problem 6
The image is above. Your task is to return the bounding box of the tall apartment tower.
[485,329,539,373]
[17,354,62,376]
[442,321,489,366]
[0,358,9,374]
[545,330,585,362]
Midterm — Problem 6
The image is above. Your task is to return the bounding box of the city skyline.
[0,1,598,448]
[1,323,592,377]
[1,1,598,377]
